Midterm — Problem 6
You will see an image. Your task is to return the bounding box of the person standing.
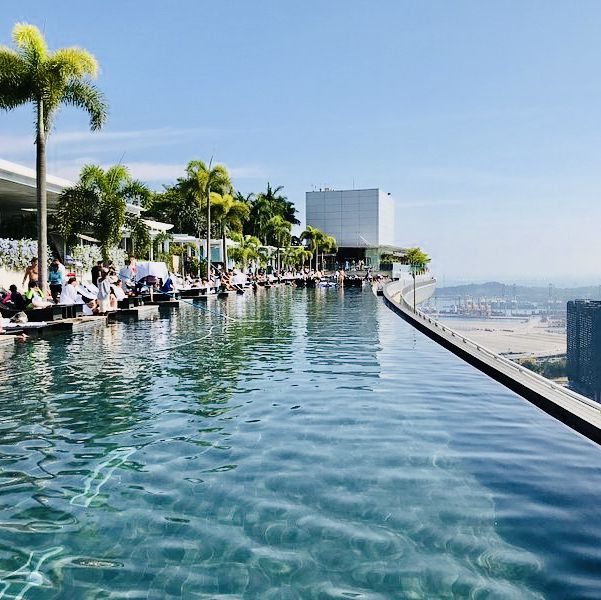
[96,268,112,314]
[91,261,103,287]
[22,257,38,287]
[48,259,63,303]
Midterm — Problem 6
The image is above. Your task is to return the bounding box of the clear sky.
[1,1,601,284]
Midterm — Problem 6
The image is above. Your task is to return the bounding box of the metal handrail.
[388,279,601,414]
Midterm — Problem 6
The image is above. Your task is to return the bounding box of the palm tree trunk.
[315,244,319,271]
[206,183,211,279]
[36,100,48,292]
[222,225,227,268]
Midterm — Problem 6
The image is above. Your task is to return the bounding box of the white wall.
[306,188,380,247]
[378,191,396,247]
[0,267,22,290]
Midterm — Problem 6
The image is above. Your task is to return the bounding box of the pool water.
[0,288,600,599]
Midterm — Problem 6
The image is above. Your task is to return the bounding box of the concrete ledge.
[383,279,601,446]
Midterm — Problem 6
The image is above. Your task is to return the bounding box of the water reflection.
[0,288,598,598]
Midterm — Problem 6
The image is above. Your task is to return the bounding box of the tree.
[211,192,250,266]
[281,245,312,270]
[404,247,431,273]
[403,247,431,312]
[228,234,262,270]
[296,246,314,269]
[179,160,231,267]
[301,226,328,271]
[320,234,337,271]
[56,164,150,261]
[147,184,203,237]
[266,215,292,271]
[0,22,107,286]
[245,183,298,242]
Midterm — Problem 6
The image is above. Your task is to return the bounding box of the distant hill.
[436,281,601,302]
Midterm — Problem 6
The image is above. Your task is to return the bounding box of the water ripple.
[0,289,598,597]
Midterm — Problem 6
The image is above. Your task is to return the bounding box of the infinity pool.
[0,288,600,598]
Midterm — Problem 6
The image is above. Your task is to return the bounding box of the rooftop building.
[305,187,404,270]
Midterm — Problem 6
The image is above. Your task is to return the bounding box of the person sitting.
[82,299,99,316]
[111,279,127,302]
[24,282,52,309]
[118,259,135,289]
[60,277,83,305]
[160,276,174,294]
[136,275,157,294]
[2,285,26,310]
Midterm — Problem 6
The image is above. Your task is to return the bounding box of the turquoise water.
[0,288,600,599]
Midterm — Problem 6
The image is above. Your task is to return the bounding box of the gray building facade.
[305,188,402,269]
[567,299,601,401]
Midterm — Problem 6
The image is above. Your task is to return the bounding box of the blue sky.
[2,1,601,284]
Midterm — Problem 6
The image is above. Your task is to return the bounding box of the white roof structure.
[0,158,143,216]
[142,219,174,233]
[0,158,70,212]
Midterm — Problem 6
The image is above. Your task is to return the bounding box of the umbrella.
[135,262,169,282]
[77,283,98,300]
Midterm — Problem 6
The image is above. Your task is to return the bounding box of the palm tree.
[295,246,314,269]
[266,215,292,271]
[321,234,337,271]
[180,160,231,270]
[210,192,250,267]
[0,22,107,286]
[228,234,261,270]
[247,183,298,242]
[248,193,273,243]
[301,226,327,271]
[56,164,150,261]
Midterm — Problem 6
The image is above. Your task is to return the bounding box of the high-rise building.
[305,188,404,269]
[567,299,601,401]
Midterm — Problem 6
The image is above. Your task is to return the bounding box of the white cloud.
[0,125,261,160]
[43,156,267,184]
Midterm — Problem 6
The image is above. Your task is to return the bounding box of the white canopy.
[136,261,169,282]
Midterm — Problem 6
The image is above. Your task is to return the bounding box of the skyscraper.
[567,300,601,401]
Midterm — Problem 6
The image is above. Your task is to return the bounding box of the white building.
[305,187,403,269]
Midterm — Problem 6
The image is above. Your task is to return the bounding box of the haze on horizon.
[1,0,600,284]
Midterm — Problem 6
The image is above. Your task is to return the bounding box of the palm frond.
[12,23,48,65]
[62,80,108,130]
[0,46,32,108]
[48,47,99,79]
[122,180,152,206]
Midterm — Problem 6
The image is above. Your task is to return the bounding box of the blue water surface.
[0,287,599,599]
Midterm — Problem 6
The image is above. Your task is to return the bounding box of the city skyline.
[1,1,601,282]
